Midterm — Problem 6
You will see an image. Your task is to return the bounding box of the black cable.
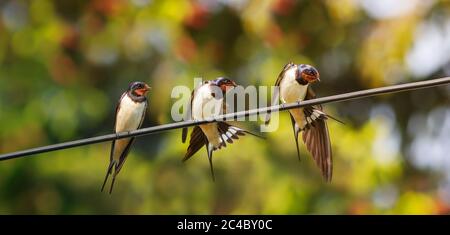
[0,77,449,161]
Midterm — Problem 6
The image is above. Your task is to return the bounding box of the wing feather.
[110,92,126,162]
[301,87,333,182]
[183,126,207,162]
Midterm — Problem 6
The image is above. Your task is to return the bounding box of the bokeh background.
[0,0,450,214]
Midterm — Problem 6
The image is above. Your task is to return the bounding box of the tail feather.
[101,162,114,192]
[289,114,301,162]
[206,143,215,182]
[183,122,264,181]
[109,171,117,194]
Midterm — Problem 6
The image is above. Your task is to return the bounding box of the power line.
[0,77,449,162]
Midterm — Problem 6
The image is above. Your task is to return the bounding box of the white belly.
[200,123,222,147]
[191,84,223,148]
[192,84,223,120]
[279,71,308,126]
[279,72,308,104]
[113,95,146,161]
[115,95,146,133]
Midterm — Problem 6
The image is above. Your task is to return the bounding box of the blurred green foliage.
[0,0,449,214]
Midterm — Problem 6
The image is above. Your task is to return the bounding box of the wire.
[0,77,449,161]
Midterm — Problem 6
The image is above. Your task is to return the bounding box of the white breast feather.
[192,84,223,147]
[112,95,146,161]
[115,95,146,133]
[279,68,309,104]
[192,84,223,120]
[279,68,309,127]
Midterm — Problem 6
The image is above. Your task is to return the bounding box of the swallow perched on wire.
[101,81,151,194]
[181,77,262,181]
[266,63,341,182]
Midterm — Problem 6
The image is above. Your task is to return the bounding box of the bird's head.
[129,81,151,97]
[296,64,320,85]
[213,77,237,92]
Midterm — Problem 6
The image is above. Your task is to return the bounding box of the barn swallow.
[181,77,262,181]
[266,63,341,182]
[101,81,151,194]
